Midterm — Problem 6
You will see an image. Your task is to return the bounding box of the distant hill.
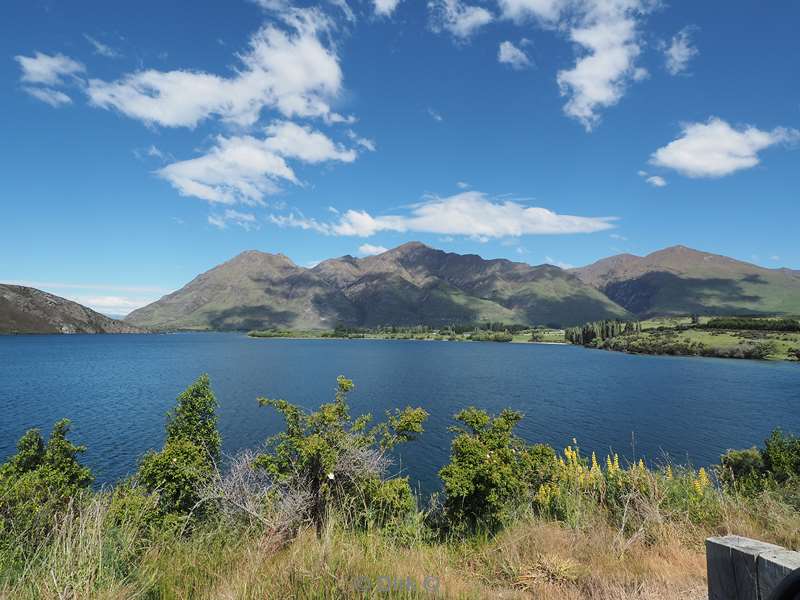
[571,246,800,317]
[125,242,630,331]
[0,284,145,334]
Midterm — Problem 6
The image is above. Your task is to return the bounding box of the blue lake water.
[1,333,798,493]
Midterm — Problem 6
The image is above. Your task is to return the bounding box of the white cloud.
[556,2,646,131]
[87,9,342,128]
[84,34,121,58]
[22,87,72,107]
[158,121,356,204]
[428,107,443,122]
[209,209,259,230]
[270,191,616,238]
[263,121,357,162]
[770,255,780,262]
[498,41,532,69]
[650,117,800,178]
[358,243,389,256]
[15,52,85,86]
[69,295,158,316]
[664,27,697,76]
[609,233,627,241]
[637,170,666,187]
[456,181,470,189]
[496,0,567,24]
[346,129,376,151]
[491,1,649,130]
[374,0,401,16]
[545,255,575,269]
[429,0,494,39]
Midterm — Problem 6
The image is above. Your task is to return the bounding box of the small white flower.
[327,472,335,480]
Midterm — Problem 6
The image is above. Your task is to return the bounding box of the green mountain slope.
[571,245,800,317]
[0,284,144,334]
[126,242,630,330]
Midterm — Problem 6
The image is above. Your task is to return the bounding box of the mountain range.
[124,243,800,332]
[0,284,143,334]
[4,243,799,335]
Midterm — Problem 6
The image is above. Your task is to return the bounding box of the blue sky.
[2,0,799,315]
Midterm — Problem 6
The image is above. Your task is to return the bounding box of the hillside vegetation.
[566,316,800,361]
[2,375,800,599]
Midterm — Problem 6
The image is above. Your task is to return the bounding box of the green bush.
[0,419,93,572]
[439,407,557,530]
[136,374,220,517]
[257,375,428,535]
[719,447,765,494]
[763,429,800,484]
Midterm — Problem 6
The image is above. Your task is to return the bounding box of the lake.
[1,333,798,493]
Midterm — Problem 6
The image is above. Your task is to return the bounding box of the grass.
[585,316,800,362]
[4,447,800,599]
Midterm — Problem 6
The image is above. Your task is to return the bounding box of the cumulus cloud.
[491,0,650,131]
[663,27,697,76]
[374,0,401,16]
[15,52,85,86]
[358,243,389,256]
[498,41,532,69]
[556,2,646,131]
[270,191,616,238]
[158,121,357,204]
[429,0,494,39]
[87,9,342,128]
[650,117,800,178]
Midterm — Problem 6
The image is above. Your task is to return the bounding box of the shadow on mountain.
[741,274,768,284]
[517,293,628,328]
[603,271,767,317]
[206,306,299,331]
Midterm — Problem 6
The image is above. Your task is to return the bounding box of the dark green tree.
[137,374,220,516]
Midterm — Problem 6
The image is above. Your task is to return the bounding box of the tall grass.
[3,448,799,599]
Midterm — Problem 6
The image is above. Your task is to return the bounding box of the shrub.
[718,447,765,494]
[136,374,220,517]
[0,420,93,571]
[257,376,428,535]
[763,429,800,485]
[439,407,557,530]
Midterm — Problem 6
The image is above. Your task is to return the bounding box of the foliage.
[0,419,93,572]
[565,320,641,345]
[439,407,557,530]
[137,374,220,516]
[718,430,800,508]
[705,317,800,332]
[257,375,428,534]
